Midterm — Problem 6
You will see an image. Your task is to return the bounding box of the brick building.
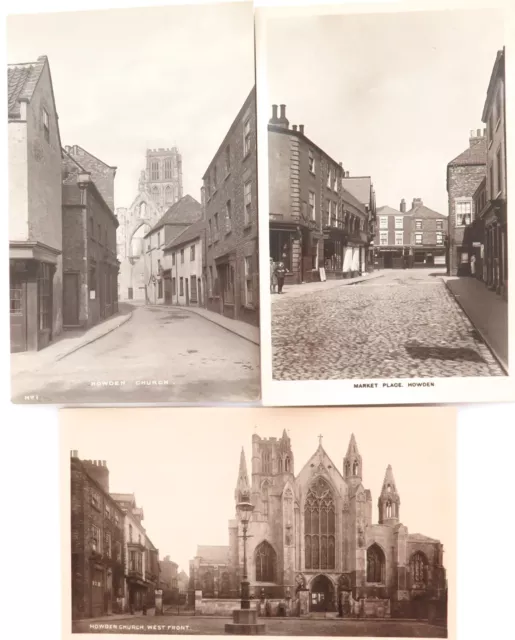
[268,105,373,283]
[8,55,63,352]
[70,453,126,620]
[375,203,412,269]
[162,218,205,306]
[62,146,119,328]
[144,195,202,305]
[203,87,259,326]
[481,48,507,297]
[446,130,487,276]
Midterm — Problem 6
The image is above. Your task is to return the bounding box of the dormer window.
[42,108,50,143]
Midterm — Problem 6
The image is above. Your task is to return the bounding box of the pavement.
[72,613,446,636]
[271,272,384,303]
[11,304,260,404]
[272,267,506,381]
[443,275,508,372]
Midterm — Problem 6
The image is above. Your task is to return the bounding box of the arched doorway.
[310,575,335,612]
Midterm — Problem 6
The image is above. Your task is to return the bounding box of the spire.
[381,465,397,494]
[343,433,362,483]
[346,433,359,457]
[378,464,400,524]
[235,447,250,503]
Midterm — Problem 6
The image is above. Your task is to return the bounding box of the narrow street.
[272,268,505,380]
[12,306,259,403]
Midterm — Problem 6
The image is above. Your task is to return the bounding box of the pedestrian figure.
[470,254,476,277]
[275,261,287,294]
[142,602,147,615]
[270,257,277,293]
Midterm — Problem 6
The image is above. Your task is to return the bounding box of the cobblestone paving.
[272,269,505,380]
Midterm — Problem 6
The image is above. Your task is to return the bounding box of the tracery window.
[385,500,393,518]
[151,161,159,181]
[352,460,359,476]
[304,477,335,570]
[366,544,385,583]
[285,457,291,472]
[262,449,271,474]
[278,458,283,473]
[410,552,428,586]
[164,159,173,180]
[255,541,276,582]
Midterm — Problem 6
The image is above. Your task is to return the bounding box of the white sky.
[6,1,254,209]
[264,7,504,215]
[62,407,455,575]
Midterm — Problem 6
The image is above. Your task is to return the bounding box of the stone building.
[8,55,63,352]
[116,148,183,301]
[268,104,374,283]
[446,130,487,276]
[144,195,202,305]
[162,218,205,306]
[70,453,126,620]
[203,87,259,326]
[159,556,179,603]
[189,546,232,599]
[481,48,507,297]
[195,432,447,620]
[62,146,119,328]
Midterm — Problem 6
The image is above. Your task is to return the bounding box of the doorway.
[10,268,28,352]
[185,278,190,306]
[63,272,80,326]
[310,575,335,612]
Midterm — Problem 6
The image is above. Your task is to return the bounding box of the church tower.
[235,448,251,504]
[378,465,400,524]
[139,147,183,214]
[343,433,362,489]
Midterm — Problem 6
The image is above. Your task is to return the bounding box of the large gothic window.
[304,477,335,570]
[366,544,385,583]
[255,541,276,582]
[164,159,173,180]
[262,450,271,474]
[151,161,160,181]
[410,552,428,586]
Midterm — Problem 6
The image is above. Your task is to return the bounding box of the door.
[310,575,335,612]
[185,278,190,306]
[190,275,197,304]
[10,267,27,352]
[63,273,80,327]
[164,274,172,304]
[197,278,202,306]
[91,568,104,617]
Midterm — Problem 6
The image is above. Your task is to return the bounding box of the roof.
[111,492,135,504]
[342,187,367,214]
[408,204,447,219]
[376,205,404,216]
[163,218,205,251]
[146,194,202,236]
[342,176,371,206]
[448,138,487,167]
[8,57,46,118]
[482,48,505,122]
[196,545,229,565]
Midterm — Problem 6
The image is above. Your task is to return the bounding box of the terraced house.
[268,104,375,283]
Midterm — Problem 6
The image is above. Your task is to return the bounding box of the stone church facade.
[195,432,447,619]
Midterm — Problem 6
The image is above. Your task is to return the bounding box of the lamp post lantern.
[237,493,254,610]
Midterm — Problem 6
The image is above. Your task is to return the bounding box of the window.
[42,108,50,142]
[410,552,427,586]
[436,233,443,246]
[379,217,388,229]
[496,147,503,195]
[151,187,159,203]
[379,231,388,246]
[243,118,251,156]
[158,279,163,298]
[129,550,142,573]
[151,161,159,181]
[208,267,213,297]
[262,481,270,518]
[244,181,252,226]
[190,244,195,261]
[10,281,23,315]
[225,200,232,233]
[114,512,120,527]
[309,150,315,174]
[395,232,403,246]
[157,231,161,247]
[214,212,220,240]
[114,541,121,562]
[91,525,101,553]
[172,252,176,266]
[255,541,276,582]
[436,219,443,230]
[202,572,215,596]
[395,217,403,230]
[333,172,338,191]
[37,263,52,331]
[91,491,100,510]
[208,219,212,244]
[326,166,331,187]
[225,145,231,174]
[331,201,337,226]
[244,256,253,306]
[415,233,423,245]
[309,191,316,220]
[165,185,173,204]
[105,532,112,558]
[496,88,502,127]
[172,277,176,296]
[455,200,472,227]
[262,449,271,474]
[325,200,331,227]
[164,159,172,180]
[415,219,422,230]
[180,277,184,296]
[129,524,133,542]
[304,477,335,571]
[180,249,184,264]
[105,504,110,520]
[285,457,291,472]
[367,544,385,583]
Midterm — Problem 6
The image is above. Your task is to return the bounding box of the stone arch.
[308,573,336,612]
[128,219,152,264]
[409,550,429,587]
[254,540,277,583]
[304,476,336,571]
[366,543,386,583]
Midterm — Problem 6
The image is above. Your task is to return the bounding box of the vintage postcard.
[257,0,515,406]
[7,2,260,404]
[61,406,456,638]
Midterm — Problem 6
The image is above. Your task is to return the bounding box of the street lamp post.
[238,495,254,610]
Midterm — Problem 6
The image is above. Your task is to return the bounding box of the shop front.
[483,199,507,297]
[323,228,346,279]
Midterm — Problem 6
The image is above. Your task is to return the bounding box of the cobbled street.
[272,268,505,380]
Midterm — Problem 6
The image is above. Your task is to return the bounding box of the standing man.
[274,261,287,294]
[270,257,277,293]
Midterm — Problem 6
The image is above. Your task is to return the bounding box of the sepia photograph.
[61,406,455,638]
[7,1,259,404]
[257,1,513,406]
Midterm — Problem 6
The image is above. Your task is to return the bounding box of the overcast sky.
[63,407,455,574]
[264,7,504,215]
[7,1,254,209]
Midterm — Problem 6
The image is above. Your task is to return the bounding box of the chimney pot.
[470,129,474,137]
[280,104,286,119]
[299,124,304,135]
[477,129,481,137]
[292,125,297,131]
[272,104,278,119]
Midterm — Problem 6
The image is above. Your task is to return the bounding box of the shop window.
[244,256,253,306]
[38,263,52,331]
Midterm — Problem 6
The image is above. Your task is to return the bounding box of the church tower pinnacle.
[343,433,362,488]
[235,447,251,503]
[378,464,400,524]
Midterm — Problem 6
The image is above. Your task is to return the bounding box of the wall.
[168,238,203,305]
[8,121,29,241]
[198,598,258,615]
[268,131,293,220]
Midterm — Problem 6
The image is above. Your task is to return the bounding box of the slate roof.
[196,545,229,565]
[164,218,206,251]
[8,56,46,119]
[342,176,371,207]
[448,138,487,167]
[408,204,447,219]
[146,194,202,236]
[376,205,405,216]
[342,186,367,214]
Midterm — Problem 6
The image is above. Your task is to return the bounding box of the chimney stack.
[292,125,298,131]
[273,104,289,129]
[412,198,423,209]
[82,458,110,493]
[400,199,406,213]
[280,104,286,120]
[271,104,278,122]
[299,124,304,135]
[469,127,486,148]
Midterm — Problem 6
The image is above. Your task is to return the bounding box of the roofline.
[40,56,64,160]
[73,458,125,516]
[64,144,117,172]
[163,229,203,252]
[202,86,256,180]
[481,47,505,122]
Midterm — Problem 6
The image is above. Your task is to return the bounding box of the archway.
[310,575,335,612]
[128,222,151,264]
